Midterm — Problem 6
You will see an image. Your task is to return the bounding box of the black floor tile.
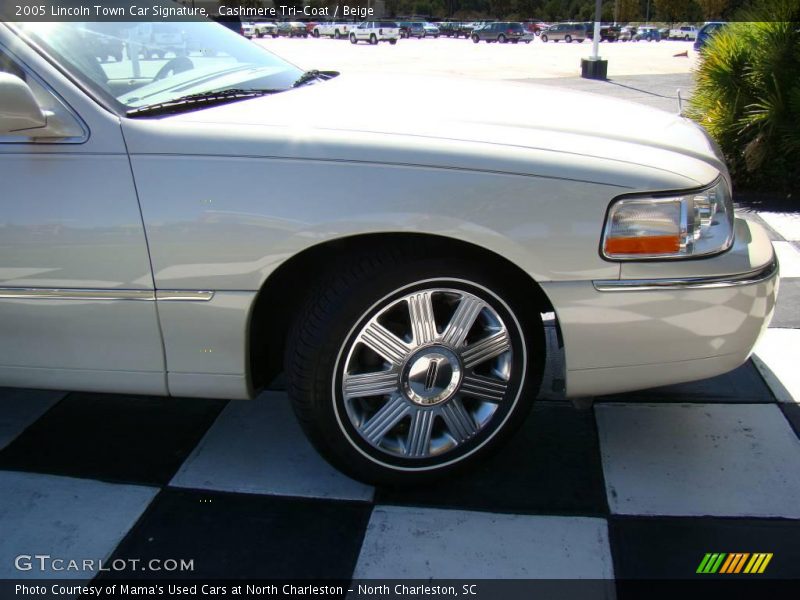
[376,400,608,515]
[102,489,371,579]
[0,392,226,485]
[597,361,774,404]
[772,279,800,329]
[780,404,800,440]
[610,516,800,584]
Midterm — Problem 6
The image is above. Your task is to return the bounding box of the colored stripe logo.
[697,553,773,574]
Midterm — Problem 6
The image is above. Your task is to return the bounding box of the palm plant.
[687,0,800,192]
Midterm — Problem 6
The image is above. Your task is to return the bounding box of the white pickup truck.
[312,22,352,39]
[669,25,698,40]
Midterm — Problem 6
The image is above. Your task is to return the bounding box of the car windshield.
[15,19,303,113]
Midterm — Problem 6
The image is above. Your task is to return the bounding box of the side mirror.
[0,72,47,135]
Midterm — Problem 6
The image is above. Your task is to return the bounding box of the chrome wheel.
[337,286,519,462]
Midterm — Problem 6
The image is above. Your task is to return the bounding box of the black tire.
[541,34,548,42]
[472,34,479,43]
[565,34,572,43]
[334,30,341,39]
[350,34,357,44]
[498,34,507,43]
[389,39,397,45]
[285,246,544,485]
[369,33,378,45]
[312,29,320,38]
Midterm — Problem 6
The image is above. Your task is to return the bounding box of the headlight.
[602,178,734,260]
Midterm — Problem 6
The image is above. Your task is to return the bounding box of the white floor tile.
[753,328,800,403]
[354,506,614,581]
[773,241,800,278]
[170,392,374,501]
[596,403,800,517]
[0,388,65,450]
[760,212,800,242]
[0,471,157,578]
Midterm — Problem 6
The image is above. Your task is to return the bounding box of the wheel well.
[247,233,557,391]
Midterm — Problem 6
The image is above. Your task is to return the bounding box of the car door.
[0,29,166,395]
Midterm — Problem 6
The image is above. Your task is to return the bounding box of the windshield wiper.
[126,88,280,118]
[292,70,339,88]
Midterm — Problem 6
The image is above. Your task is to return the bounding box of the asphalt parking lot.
[255,35,699,80]
[1,34,799,593]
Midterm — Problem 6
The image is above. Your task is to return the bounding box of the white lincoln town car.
[0,18,778,484]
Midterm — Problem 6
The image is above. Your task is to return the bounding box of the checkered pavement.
[1,212,799,596]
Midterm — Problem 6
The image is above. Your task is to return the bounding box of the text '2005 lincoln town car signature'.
[0,16,778,484]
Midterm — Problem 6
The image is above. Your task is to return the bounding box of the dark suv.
[471,22,525,43]
[585,23,620,42]
[399,22,425,39]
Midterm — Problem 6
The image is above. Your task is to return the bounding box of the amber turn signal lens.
[605,235,681,255]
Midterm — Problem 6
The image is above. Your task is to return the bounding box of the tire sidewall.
[291,256,543,483]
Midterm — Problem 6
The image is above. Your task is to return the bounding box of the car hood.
[150,73,725,188]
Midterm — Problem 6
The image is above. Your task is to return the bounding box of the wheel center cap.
[402,346,462,406]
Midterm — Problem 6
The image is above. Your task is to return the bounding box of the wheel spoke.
[442,295,485,348]
[408,292,437,346]
[439,398,478,443]
[344,369,399,398]
[359,322,409,366]
[361,395,411,444]
[460,372,508,402]
[461,329,511,369]
[406,408,435,457]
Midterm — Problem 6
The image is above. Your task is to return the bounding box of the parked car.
[634,25,661,41]
[252,21,278,38]
[0,18,778,485]
[423,23,441,38]
[618,25,636,41]
[277,22,308,38]
[658,26,671,39]
[523,22,548,36]
[129,23,186,59]
[87,31,124,62]
[694,21,727,51]
[313,22,351,39]
[585,23,621,42]
[458,22,479,37]
[471,22,526,44]
[670,25,698,40]
[242,22,256,39]
[437,22,459,37]
[350,21,400,44]
[540,23,587,43]
[399,22,425,39]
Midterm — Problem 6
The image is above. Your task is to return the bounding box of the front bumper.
[540,218,779,397]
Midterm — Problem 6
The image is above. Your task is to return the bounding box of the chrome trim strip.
[593,258,778,292]
[156,290,215,301]
[0,288,154,300]
[0,288,215,301]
